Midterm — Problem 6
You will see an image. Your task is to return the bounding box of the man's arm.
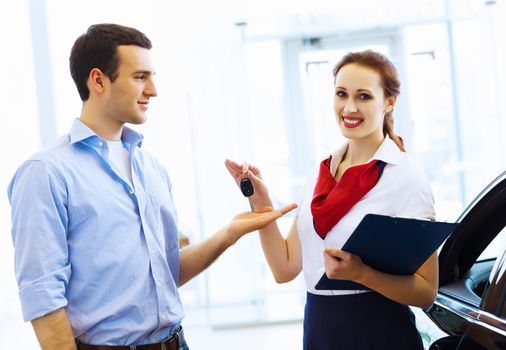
[179,227,233,286]
[8,161,73,348]
[179,204,296,286]
[31,308,76,350]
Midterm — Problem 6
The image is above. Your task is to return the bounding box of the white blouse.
[297,137,435,295]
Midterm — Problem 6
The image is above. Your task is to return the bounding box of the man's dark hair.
[69,23,152,101]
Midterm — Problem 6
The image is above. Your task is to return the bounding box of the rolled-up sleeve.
[7,160,70,321]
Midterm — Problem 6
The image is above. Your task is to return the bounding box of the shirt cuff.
[18,281,68,321]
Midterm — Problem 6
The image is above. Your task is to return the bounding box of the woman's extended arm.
[257,218,302,283]
[225,159,303,283]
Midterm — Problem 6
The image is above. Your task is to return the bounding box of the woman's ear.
[385,96,397,113]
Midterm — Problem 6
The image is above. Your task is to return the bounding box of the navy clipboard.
[315,214,458,290]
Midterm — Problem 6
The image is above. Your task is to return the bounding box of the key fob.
[240,177,254,197]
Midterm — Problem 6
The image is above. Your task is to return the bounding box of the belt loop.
[130,345,136,350]
[174,330,181,350]
[178,326,184,350]
[161,342,166,350]
[178,335,183,350]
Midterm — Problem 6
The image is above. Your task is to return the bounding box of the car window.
[477,225,506,261]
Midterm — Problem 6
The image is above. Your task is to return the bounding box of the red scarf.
[310,157,385,239]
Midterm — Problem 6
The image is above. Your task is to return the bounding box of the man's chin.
[125,115,148,125]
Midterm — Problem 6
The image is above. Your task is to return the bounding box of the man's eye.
[135,75,146,80]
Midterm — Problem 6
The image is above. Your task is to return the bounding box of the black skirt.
[303,291,423,350]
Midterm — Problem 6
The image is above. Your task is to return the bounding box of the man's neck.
[80,104,124,141]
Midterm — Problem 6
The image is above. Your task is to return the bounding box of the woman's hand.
[324,247,438,308]
[226,204,297,244]
[323,247,368,283]
[224,159,272,209]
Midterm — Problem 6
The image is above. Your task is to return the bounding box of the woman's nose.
[343,99,357,113]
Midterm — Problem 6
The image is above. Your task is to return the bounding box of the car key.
[240,177,254,197]
[240,177,255,211]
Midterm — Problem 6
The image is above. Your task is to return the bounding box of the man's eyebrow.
[132,70,156,75]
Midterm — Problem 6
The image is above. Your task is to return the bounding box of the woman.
[225,50,436,349]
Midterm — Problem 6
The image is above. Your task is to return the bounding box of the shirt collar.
[329,137,402,175]
[69,118,144,148]
[371,136,402,165]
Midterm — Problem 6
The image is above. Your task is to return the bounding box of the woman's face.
[333,63,394,142]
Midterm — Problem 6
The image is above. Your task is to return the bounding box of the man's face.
[103,45,157,125]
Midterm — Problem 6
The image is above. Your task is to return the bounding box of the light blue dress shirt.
[8,119,184,345]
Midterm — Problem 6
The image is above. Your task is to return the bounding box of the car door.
[425,171,506,349]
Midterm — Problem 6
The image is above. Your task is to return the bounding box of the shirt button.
[160,315,166,320]
[128,188,134,195]
[98,141,104,147]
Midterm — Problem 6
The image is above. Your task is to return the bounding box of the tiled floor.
[180,301,304,349]
[184,321,303,350]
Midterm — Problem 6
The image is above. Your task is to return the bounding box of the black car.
[421,171,506,349]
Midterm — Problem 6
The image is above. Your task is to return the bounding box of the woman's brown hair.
[333,50,405,152]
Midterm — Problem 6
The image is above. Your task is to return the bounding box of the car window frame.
[438,171,506,287]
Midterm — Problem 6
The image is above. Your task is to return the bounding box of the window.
[478,226,506,262]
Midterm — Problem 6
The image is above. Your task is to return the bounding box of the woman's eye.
[358,93,372,100]
[336,90,346,97]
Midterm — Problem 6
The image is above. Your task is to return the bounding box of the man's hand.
[179,203,297,286]
[226,204,297,245]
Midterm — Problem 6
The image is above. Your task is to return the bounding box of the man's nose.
[145,79,158,97]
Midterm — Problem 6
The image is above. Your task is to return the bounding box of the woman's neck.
[345,135,385,166]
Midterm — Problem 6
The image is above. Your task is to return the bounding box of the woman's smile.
[342,116,363,128]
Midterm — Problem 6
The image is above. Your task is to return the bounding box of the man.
[8,23,296,350]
